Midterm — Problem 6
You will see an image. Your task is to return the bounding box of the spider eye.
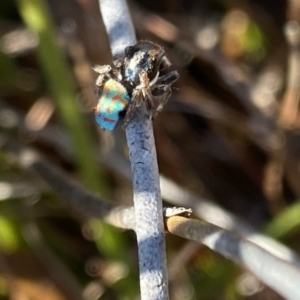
[139,55,152,69]
[125,46,135,58]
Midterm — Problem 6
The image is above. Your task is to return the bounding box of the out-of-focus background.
[0,0,299,299]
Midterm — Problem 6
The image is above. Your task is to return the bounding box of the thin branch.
[160,176,253,234]
[0,133,135,230]
[98,1,168,299]
[263,21,300,213]
[125,110,168,299]
[160,176,300,267]
[166,216,300,300]
[279,20,300,128]
[99,0,136,57]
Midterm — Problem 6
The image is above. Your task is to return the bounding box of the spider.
[93,40,179,130]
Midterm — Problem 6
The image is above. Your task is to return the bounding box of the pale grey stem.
[126,110,168,299]
[98,1,169,299]
[167,216,300,300]
[99,0,136,57]
[0,133,136,229]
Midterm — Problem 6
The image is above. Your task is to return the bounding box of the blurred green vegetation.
[17,0,102,192]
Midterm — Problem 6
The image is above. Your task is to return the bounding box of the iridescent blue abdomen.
[95,78,130,130]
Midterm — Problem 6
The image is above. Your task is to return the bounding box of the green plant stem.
[17,0,102,192]
[264,201,300,239]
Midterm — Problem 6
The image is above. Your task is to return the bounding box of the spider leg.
[122,89,143,128]
[149,70,179,114]
[122,71,156,128]
[159,55,172,71]
[122,68,178,127]
[95,75,106,92]
[93,64,112,75]
[138,71,154,110]
[156,70,179,86]
[149,71,160,87]
[93,65,112,94]
[113,59,122,68]
[153,85,172,115]
[112,59,123,80]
